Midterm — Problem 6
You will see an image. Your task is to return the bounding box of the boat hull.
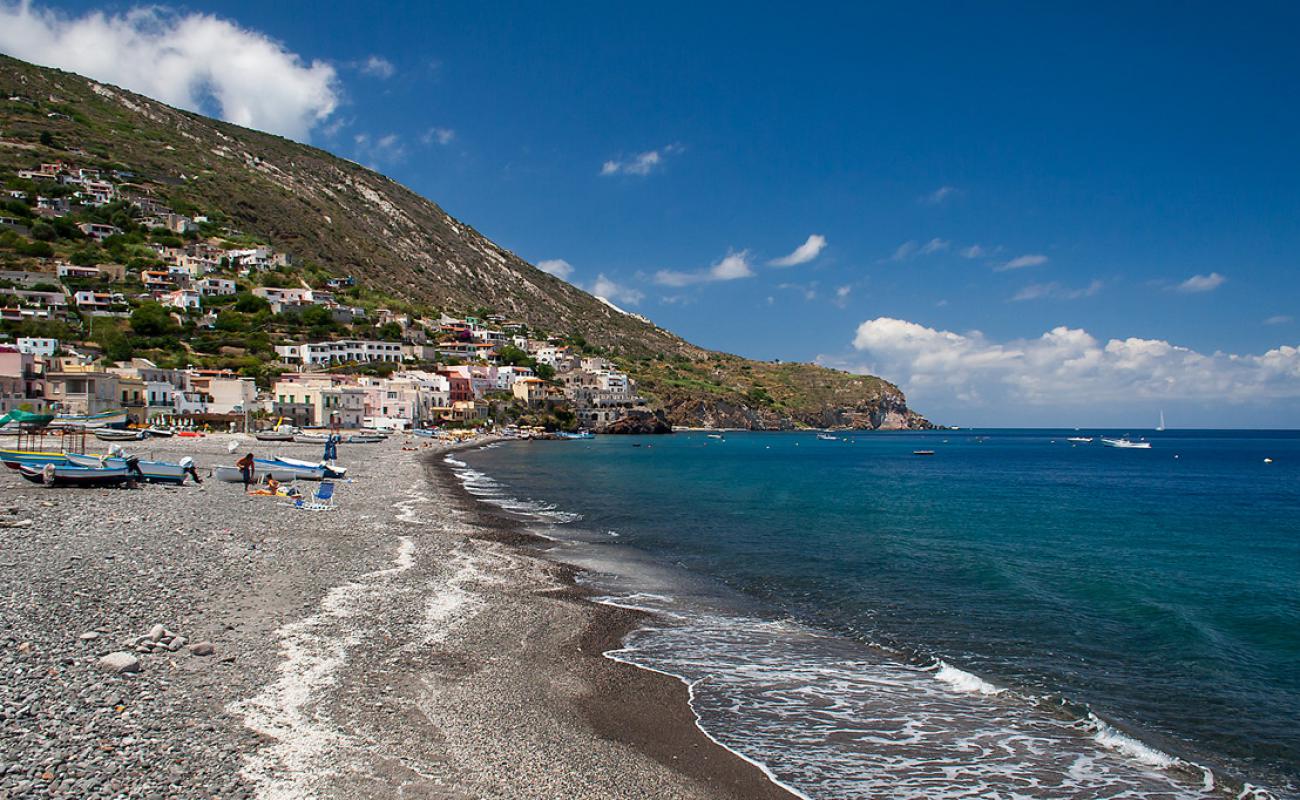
[65,453,188,484]
[48,410,128,429]
[213,465,304,483]
[0,449,74,469]
[18,463,132,487]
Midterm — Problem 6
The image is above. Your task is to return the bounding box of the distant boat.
[346,434,384,444]
[817,433,838,441]
[1157,411,1166,432]
[48,410,128,429]
[913,449,936,456]
[94,428,146,442]
[706,433,724,440]
[294,433,330,444]
[1102,437,1152,449]
[255,430,297,442]
[1067,436,1093,443]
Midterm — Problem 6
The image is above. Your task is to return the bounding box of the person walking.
[235,452,256,492]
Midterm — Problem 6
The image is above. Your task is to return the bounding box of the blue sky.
[3,1,1299,426]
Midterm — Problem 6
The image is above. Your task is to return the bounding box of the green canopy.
[0,410,55,428]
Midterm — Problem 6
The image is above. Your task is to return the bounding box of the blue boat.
[18,463,132,487]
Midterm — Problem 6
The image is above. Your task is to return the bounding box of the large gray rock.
[98,652,141,674]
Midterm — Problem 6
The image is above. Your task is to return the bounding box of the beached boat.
[48,410,128,429]
[145,426,175,438]
[294,433,330,444]
[265,456,346,480]
[412,428,437,438]
[18,463,132,487]
[346,434,384,444]
[94,428,147,442]
[254,430,297,442]
[65,452,191,484]
[1066,436,1093,443]
[0,448,76,469]
[254,458,325,480]
[213,464,303,483]
[1101,437,1152,449]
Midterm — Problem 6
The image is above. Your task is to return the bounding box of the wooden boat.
[65,453,191,484]
[213,464,303,483]
[346,434,384,444]
[294,433,330,444]
[255,430,297,442]
[94,428,147,442]
[0,449,75,469]
[18,463,132,487]
[254,458,325,480]
[145,426,175,438]
[48,410,128,429]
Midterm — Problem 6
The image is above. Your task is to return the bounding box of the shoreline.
[426,443,801,800]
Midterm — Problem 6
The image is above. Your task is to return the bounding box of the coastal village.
[0,159,656,434]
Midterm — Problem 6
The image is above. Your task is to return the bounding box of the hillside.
[0,54,929,430]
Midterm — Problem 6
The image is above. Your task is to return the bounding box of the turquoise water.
[454,430,1300,799]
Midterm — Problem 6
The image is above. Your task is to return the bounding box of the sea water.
[452,430,1300,799]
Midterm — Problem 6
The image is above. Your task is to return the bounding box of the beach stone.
[188,642,214,656]
[98,653,140,674]
[79,632,99,641]
[146,624,166,642]
[167,636,187,652]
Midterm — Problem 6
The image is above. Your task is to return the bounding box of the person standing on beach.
[235,452,255,492]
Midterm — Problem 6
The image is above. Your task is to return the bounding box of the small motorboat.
[267,455,346,480]
[294,433,330,444]
[255,430,297,442]
[913,450,936,456]
[48,410,128,429]
[0,449,79,469]
[817,433,838,441]
[556,431,595,440]
[18,462,133,487]
[65,452,194,484]
[213,464,304,483]
[94,428,147,442]
[145,426,175,438]
[254,458,325,480]
[706,433,724,440]
[1101,437,1152,449]
[346,434,384,444]
[1066,436,1093,443]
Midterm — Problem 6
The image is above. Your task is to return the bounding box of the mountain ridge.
[0,53,930,430]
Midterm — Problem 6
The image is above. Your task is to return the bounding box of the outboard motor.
[179,456,201,485]
[123,454,144,481]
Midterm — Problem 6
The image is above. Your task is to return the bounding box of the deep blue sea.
[452,430,1300,799]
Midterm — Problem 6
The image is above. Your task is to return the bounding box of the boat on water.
[18,463,133,487]
[556,431,595,440]
[48,410,128,429]
[817,433,838,441]
[706,433,724,440]
[94,428,147,442]
[913,450,936,456]
[1102,437,1152,449]
[64,452,193,484]
[1066,436,1094,443]
[267,455,346,479]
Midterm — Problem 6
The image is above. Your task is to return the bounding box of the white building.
[162,289,201,310]
[196,277,237,296]
[275,340,405,365]
[16,337,57,356]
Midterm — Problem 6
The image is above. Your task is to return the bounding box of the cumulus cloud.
[600,143,683,176]
[996,254,1049,271]
[1011,280,1103,302]
[769,234,827,267]
[1175,272,1226,293]
[844,317,1300,411]
[591,274,644,306]
[360,55,395,79]
[420,127,455,146]
[0,1,340,141]
[536,259,574,280]
[922,186,958,205]
[654,250,754,287]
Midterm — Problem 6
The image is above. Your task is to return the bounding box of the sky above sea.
[2,1,1298,427]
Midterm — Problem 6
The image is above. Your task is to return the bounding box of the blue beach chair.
[294,480,337,511]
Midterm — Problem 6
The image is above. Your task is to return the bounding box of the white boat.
[270,455,346,479]
[1157,411,1166,432]
[817,433,838,441]
[213,464,303,483]
[94,428,147,442]
[1066,436,1093,443]
[706,433,724,440]
[294,433,330,444]
[1101,437,1152,449]
[66,452,192,484]
[48,410,128,429]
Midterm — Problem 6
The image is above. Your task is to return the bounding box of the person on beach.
[235,452,255,492]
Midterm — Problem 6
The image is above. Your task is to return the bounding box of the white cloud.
[654,250,754,287]
[888,238,949,261]
[536,259,574,280]
[920,238,950,255]
[360,55,395,79]
[769,234,827,267]
[0,2,340,141]
[833,285,852,308]
[960,244,986,259]
[1176,272,1226,293]
[845,317,1300,412]
[1264,315,1293,326]
[600,143,683,176]
[996,253,1049,271]
[591,274,644,306]
[890,241,919,261]
[420,127,455,146]
[922,186,958,205]
[1011,280,1103,302]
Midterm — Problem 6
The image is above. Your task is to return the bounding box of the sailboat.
[1156,411,1166,432]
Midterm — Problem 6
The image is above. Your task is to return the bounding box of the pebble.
[98,652,141,674]
[189,641,214,657]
